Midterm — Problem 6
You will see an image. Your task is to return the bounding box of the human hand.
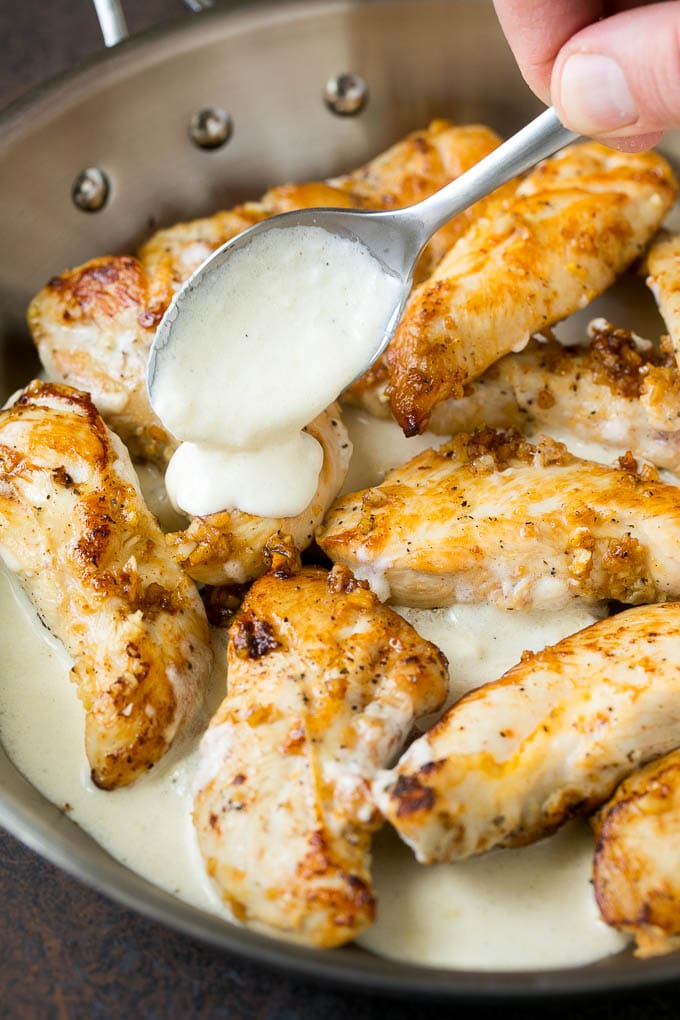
[493,1,679,151]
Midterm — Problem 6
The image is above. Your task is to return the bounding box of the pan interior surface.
[1,0,680,998]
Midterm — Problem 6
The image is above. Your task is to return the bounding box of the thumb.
[551,1,680,151]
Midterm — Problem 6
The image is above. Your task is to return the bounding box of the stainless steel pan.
[1,0,679,998]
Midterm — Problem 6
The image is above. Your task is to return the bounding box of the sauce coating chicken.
[0,381,212,789]
[317,427,680,610]
[373,603,680,864]
[167,405,352,585]
[593,749,680,958]
[193,560,449,947]
[387,143,677,435]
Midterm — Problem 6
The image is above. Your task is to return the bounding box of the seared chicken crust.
[167,405,352,585]
[332,121,509,283]
[193,562,449,947]
[593,749,680,958]
[373,603,680,864]
[387,143,677,435]
[28,255,176,463]
[0,381,212,788]
[317,427,680,610]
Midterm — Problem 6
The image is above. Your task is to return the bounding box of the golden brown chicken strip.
[387,143,677,435]
[167,404,351,585]
[193,561,449,947]
[27,255,176,463]
[0,381,212,789]
[331,120,506,281]
[593,750,680,958]
[317,427,680,610]
[425,321,680,471]
[373,603,680,864]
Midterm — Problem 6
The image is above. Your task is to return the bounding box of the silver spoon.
[147,107,577,409]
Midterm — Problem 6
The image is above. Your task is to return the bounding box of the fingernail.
[559,53,638,135]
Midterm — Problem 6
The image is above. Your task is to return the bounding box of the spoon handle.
[412,107,578,238]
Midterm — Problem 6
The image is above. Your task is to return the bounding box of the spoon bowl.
[146,206,415,404]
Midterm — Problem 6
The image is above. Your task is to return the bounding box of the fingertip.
[593,132,665,154]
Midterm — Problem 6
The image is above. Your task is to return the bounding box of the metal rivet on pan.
[323,73,369,116]
[71,167,110,212]
[189,107,233,150]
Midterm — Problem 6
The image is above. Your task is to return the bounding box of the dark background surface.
[2,1,680,1017]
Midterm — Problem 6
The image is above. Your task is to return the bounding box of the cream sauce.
[361,824,626,970]
[165,430,324,519]
[152,225,402,518]
[0,412,632,972]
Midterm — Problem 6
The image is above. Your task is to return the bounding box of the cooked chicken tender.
[373,603,680,864]
[646,231,680,370]
[333,120,498,208]
[317,427,680,609]
[27,255,175,463]
[167,405,352,585]
[593,750,680,958]
[387,143,677,435]
[425,321,680,471]
[0,381,212,789]
[193,561,449,947]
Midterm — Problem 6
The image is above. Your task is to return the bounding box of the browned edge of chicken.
[593,748,680,958]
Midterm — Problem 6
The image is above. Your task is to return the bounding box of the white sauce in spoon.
[152,226,402,518]
[0,411,631,971]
